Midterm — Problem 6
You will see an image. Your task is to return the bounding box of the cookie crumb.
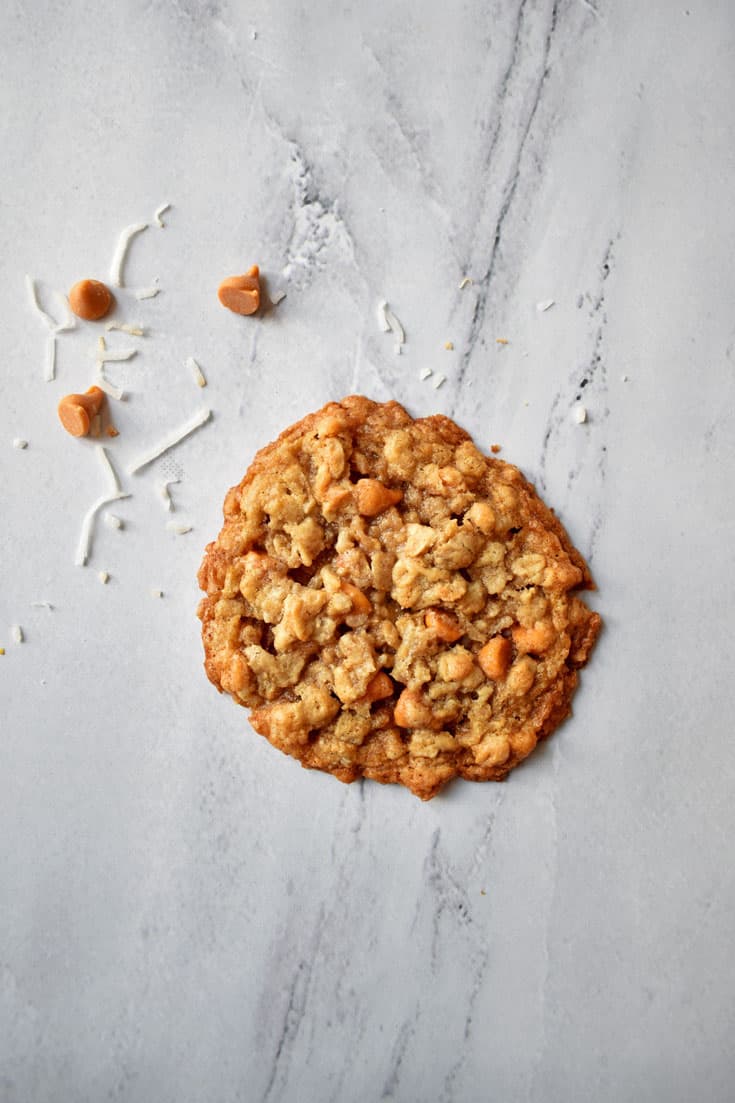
[573,405,588,424]
[13,439,28,449]
[491,444,501,454]
[444,341,454,351]
[496,338,509,345]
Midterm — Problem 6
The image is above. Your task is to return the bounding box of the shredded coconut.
[270,290,286,306]
[75,446,129,566]
[536,299,555,312]
[11,625,23,644]
[151,588,164,599]
[432,373,447,389]
[95,340,137,363]
[621,373,629,382]
[419,368,433,381]
[25,275,58,331]
[128,408,211,475]
[31,601,53,610]
[95,372,124,401]
[44,332,57,382]
[13,439,28,449]
[153,202,171,228]
[105,321,145,336]
[110,222,148,287]
[166,521,192,535]
[98,571,110,585]
[573,405,588,424]
[458,277,472,290]
[187,357,207,387]
[158,478,179,512]
[133,285,160,301]
[383,306,405,354]
[104,512,123,530]
[377,300,391,333]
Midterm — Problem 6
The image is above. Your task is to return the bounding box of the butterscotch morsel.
[57,386,106,438]
[68,279,113,321]
[217,265,260,315]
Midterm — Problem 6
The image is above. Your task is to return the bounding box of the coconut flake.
[536,299,555,312]
[377,300,391,333]
[25,275,57,330]
[95,372,124,401]
[31,601,53,610]
[110,222,148,287]
[384,306,405,354]
[95,339,137,364]
[270,290,286,306]
[128,407,211,475]
[432,373,446,389]
[104,512,123,530]
[11,624,23,644]
[151,588,164,599]
[153,202,171,228]
[158,478,179,512]
[105,321,146,336]
[458,276,473,290]
[166,521,192,535]
[98,571,110,585]
[573,404,588,424]
[133,285,160,301]
[187,357,207,388]
[13,439,28,449]
[75,447,129,567]
[419,368,433,381]
[44,332,57,382]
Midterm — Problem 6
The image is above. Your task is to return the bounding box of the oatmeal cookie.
[198,396,601,800]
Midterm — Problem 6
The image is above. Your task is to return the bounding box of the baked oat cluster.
[198,396,601,799]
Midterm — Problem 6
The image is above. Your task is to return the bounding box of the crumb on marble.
[491,444,501,454]
[496,338,509,345]
[444,341,454,350]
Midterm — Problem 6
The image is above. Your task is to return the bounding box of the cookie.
[198,396,600,800]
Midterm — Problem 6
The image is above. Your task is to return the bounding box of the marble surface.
[2,1,735,1100]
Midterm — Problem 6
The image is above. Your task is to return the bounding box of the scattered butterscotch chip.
[106,426,119,438]
[57,386,106,438]
[218,265,260,315]
[444,341,454,351]
[198,396,601,800]
[491,444,501,454]
[495,338,509,346]
[0,647,5,655]
[69,279,113,321]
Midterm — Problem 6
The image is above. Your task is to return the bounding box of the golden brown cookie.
[197,396,601,800]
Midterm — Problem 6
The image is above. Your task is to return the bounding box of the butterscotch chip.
[198,396,601,800]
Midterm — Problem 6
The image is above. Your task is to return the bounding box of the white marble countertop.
[2,1,735,1100]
